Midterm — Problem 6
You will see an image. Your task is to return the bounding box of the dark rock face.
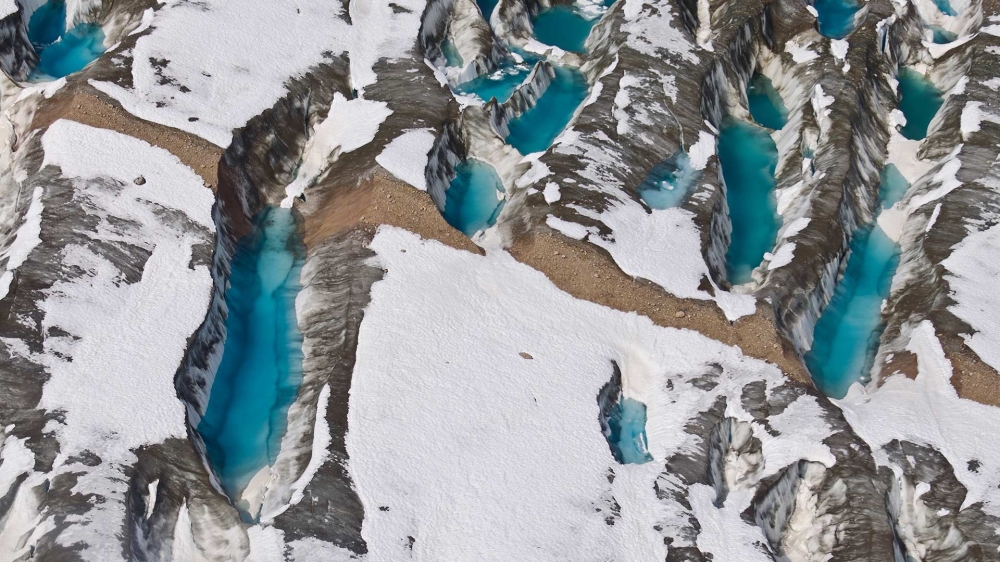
[0,7,37,81]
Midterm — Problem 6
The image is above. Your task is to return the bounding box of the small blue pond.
[443,159,506,236]
[932,0,956,16]
[718,118,781,285]
[638,151,699,209]
[198,207,305,513]
[928,25,957,44]
[897,67,944,140]
[505,65,589,154]
[605,398,653,465]
[746,73,788,130]
[477,0,500,21]
[442,38,463,67]
[532,5,601,53]
[454,63,532,104]
[28,0,106,79]
[806,224,900,398]
[879,164,910,209]
[813,0,861,39]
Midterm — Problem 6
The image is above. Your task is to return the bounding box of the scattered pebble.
[133,176,146,185]
[519,352,533,360]
[674,311,686,318]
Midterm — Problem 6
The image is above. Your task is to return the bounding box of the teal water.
[477,0,499,20]
[813,0,860,39]
[28,0,65,48]
[198,207,306,513]
[28,0,106,79]
[505,65,589,154]
[532,5,598,53]
[34,24,105,78]
[805,224,900,398]
[454,63,532,103]
[718,118,781,285]
[442,38,463,67]
[929,25,957,43]
[932,0,956,16]
[638,151,699,209]
[879,164,910,209]
[443,159,506,236]
[897,67,943,140]
[605,398,653,465]
[746,73,788,130]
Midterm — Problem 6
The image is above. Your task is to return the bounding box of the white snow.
[145,480,158,520]
[543,181,562,204]
[34,123,213,448]
[346,226,829,560]
[0,0,17,20]
[287,385,332,511]
[785,40,819,64]
[838,321,1000,517]
[960,100,1000,137]
[546,215,591,239]
[620,0,698,63]
[376,128,436,191]
[515,159,551,188]
[0,435,33,500]
[91,0,422,146]
[589,200,755,321]
[764,243,796,270]
[688,130,716,170]
[925,203,942,232]
[613,73,642,135]
[830,39,849,61]
[286,537,358,561]
[760,394,835,474]
[2,120,215,560]
[689,486,773,562]
[0,186,43,300]
[941,223,1000,374]
[282,94,392,206]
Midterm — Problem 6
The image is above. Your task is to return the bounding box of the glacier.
[0,0,998,559]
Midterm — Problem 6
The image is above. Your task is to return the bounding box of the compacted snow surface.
[346,227,834,561]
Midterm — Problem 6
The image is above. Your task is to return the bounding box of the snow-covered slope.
[0,0,999,559]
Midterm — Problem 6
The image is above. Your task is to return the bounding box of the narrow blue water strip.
[454,63,532,103]
[805,223,900,398]
[718,118,781,285]
[746,73,788,131]
[897,67,943,140]
[198,207,306,511]
[879,164,910,209]
[505,65,589,155]
[932,0,956,16]
[476,0,500,21]
[928,25,957,44]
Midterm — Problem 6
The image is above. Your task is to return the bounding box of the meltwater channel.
[805,62,943,397]
[197,207,306,515]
